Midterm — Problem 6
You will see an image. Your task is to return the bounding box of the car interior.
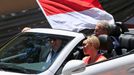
[55,22,134,75]
[100,22,134,59]
[72,22,134,60]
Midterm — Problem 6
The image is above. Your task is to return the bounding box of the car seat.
[108,24,123,55]
[98,34,114,58]
[119,33,134,54]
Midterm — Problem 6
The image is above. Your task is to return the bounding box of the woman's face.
[83,40,93,55]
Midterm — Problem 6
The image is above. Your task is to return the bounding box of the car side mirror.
[62,60,86,75]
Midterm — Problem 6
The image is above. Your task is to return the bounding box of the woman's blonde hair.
[86,35,100,50]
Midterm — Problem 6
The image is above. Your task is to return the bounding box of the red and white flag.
[36,0,115,32]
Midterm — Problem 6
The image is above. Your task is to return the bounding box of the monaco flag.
[36,0,115,32]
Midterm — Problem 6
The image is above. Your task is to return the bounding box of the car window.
[0,32,74,74]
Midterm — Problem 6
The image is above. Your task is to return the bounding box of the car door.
[62,53,134,75]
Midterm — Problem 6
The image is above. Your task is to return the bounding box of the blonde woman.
[82,35,107,64]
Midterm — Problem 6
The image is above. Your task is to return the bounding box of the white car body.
[0,28,134,75]
[62,54,134,75]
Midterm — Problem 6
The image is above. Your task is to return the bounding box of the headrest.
[98,34,113,50]
[115,22,129,33]
[109,24,121,37]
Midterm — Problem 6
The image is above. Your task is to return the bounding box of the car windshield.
[0,32,73,74]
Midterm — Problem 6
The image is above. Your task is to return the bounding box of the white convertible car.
[0,28,134,75]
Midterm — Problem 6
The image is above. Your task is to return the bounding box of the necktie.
[50,50,56,63]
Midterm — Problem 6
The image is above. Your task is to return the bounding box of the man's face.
[94,24,107,36]
[50,39,62,51]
